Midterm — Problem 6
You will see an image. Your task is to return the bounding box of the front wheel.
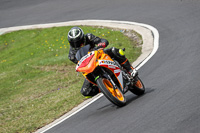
[129,76,145,96]
[96,77,126,107]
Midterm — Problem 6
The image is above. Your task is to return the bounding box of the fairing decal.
[114,69,123,88]
[99,60,124,89]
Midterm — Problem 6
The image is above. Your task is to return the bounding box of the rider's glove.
[97,42,106,48]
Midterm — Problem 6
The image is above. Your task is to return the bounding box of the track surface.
[1,0,200,133]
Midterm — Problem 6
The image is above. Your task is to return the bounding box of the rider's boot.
[81,79,101,98]
[104,47,138,78]
[121,59,138,78]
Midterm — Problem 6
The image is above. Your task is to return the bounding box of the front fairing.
[76,47,124,90]
[76,51,97,74]
[75,45,97,74]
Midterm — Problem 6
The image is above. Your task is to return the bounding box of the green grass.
[0,26,142,133]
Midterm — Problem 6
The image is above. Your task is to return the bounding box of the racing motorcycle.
[75,45,145,107]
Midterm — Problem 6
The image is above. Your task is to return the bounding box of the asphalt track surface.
[1,0,200,133]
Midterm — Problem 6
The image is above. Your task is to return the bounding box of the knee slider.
[81,86,99,96]
[81,87,92,96]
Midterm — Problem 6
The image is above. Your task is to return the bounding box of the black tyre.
[129,76,145,96]
[96,77,126,107]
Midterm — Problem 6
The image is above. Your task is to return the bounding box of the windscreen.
[75,45,91,61]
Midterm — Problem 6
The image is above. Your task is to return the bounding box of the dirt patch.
[96,26,143,46]
[122,30,143,46]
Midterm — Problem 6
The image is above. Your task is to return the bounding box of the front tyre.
[129,76,145,96]
[96,77,126,107]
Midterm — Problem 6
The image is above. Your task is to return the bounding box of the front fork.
[101,68,132,94]
[101,68,118,90]
[93,67,132,94]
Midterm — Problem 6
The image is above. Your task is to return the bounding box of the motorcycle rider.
[68,27,137,97]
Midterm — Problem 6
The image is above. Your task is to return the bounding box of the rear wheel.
[96,77,126,107]
[129,76,145,96]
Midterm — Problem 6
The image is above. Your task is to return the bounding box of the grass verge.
[0,26,142,133]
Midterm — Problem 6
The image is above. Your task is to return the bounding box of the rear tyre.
[96,77,126,107]
[129,76,145,96]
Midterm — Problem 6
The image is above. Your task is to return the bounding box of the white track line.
[0,20,159,133]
